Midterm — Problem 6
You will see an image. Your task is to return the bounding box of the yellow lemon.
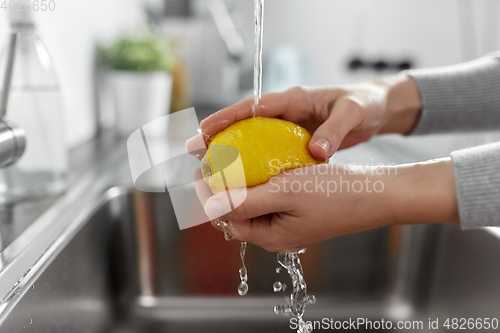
[201,117,326,194]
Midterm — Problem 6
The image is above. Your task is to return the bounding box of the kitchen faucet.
[207,0,245,61]
[0,33,26,169]
[0,32,26,250]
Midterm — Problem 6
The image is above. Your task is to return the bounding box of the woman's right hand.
[195,74,422,160]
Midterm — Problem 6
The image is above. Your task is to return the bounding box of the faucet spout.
[207,0,246,61]
[0,33,26,168]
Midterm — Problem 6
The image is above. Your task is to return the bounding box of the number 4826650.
[443,318,499,330]
[1,0,56,11]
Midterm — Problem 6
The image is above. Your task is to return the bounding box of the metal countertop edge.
[0,141,128,323]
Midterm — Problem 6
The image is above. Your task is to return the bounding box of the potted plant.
[98,33,176,136]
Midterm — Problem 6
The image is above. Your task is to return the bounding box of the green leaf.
[98,34,176,73]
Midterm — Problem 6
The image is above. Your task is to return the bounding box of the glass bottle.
[0,8,67,204]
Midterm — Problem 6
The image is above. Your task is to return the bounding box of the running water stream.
[238,242,249,295]
[253,0,264,116]
[235,0,267,299]
[249,1,316,332]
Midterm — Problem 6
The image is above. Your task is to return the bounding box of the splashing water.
[237,242,249,296]
[253,0,264,116]
[214,219,235,241]
[273,281,287,292]
[274,252,316,333]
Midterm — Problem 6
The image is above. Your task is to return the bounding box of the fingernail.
[313,138,331,153]
[185,134,205,152]
[205,198,224,220]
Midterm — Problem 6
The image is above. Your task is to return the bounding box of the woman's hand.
[201,159,458,252]
[191,74,422,161]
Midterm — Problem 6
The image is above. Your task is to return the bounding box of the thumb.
[309,98,363,160]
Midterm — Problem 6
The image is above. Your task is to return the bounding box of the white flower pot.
[108,70,173,137]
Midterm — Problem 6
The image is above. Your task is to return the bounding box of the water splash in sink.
[274,251,316,333]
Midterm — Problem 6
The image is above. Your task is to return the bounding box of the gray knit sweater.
[405,52,500,228]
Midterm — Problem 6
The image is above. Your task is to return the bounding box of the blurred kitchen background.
[1,1,500,332]
[1,0,500,148]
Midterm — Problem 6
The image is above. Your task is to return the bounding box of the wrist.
[388,158,459,226]
[375,74,422,135]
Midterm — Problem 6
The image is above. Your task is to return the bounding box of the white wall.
[233,0,500,87]
[1,0,146,148]
[1,0,499,148]
[226,0,500,160]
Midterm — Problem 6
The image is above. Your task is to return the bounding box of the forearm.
[383,158,459,226]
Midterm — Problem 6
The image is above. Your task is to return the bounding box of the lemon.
[201,117,326,194]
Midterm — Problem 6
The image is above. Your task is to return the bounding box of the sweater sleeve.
[451,142,500,228]
[404,52,500,135]
[404,53,500,228]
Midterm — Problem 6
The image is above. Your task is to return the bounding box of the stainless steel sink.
[1,141,500,332]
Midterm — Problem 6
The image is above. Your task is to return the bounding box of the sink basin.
[1,145,500,333]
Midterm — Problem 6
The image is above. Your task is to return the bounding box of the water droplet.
[224,231,234,241]
[237,282,248,296]
[239,267,248,282]
[273,281,282,292]
[202,132,212,143]
[29,319,32,324]
[297,319,313,333]
[223,222,235,241]
[213,220,235,241]
[274,304,289,314]
[31,285,34,289]
[298,248,306,254]
[275,267,281,274]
